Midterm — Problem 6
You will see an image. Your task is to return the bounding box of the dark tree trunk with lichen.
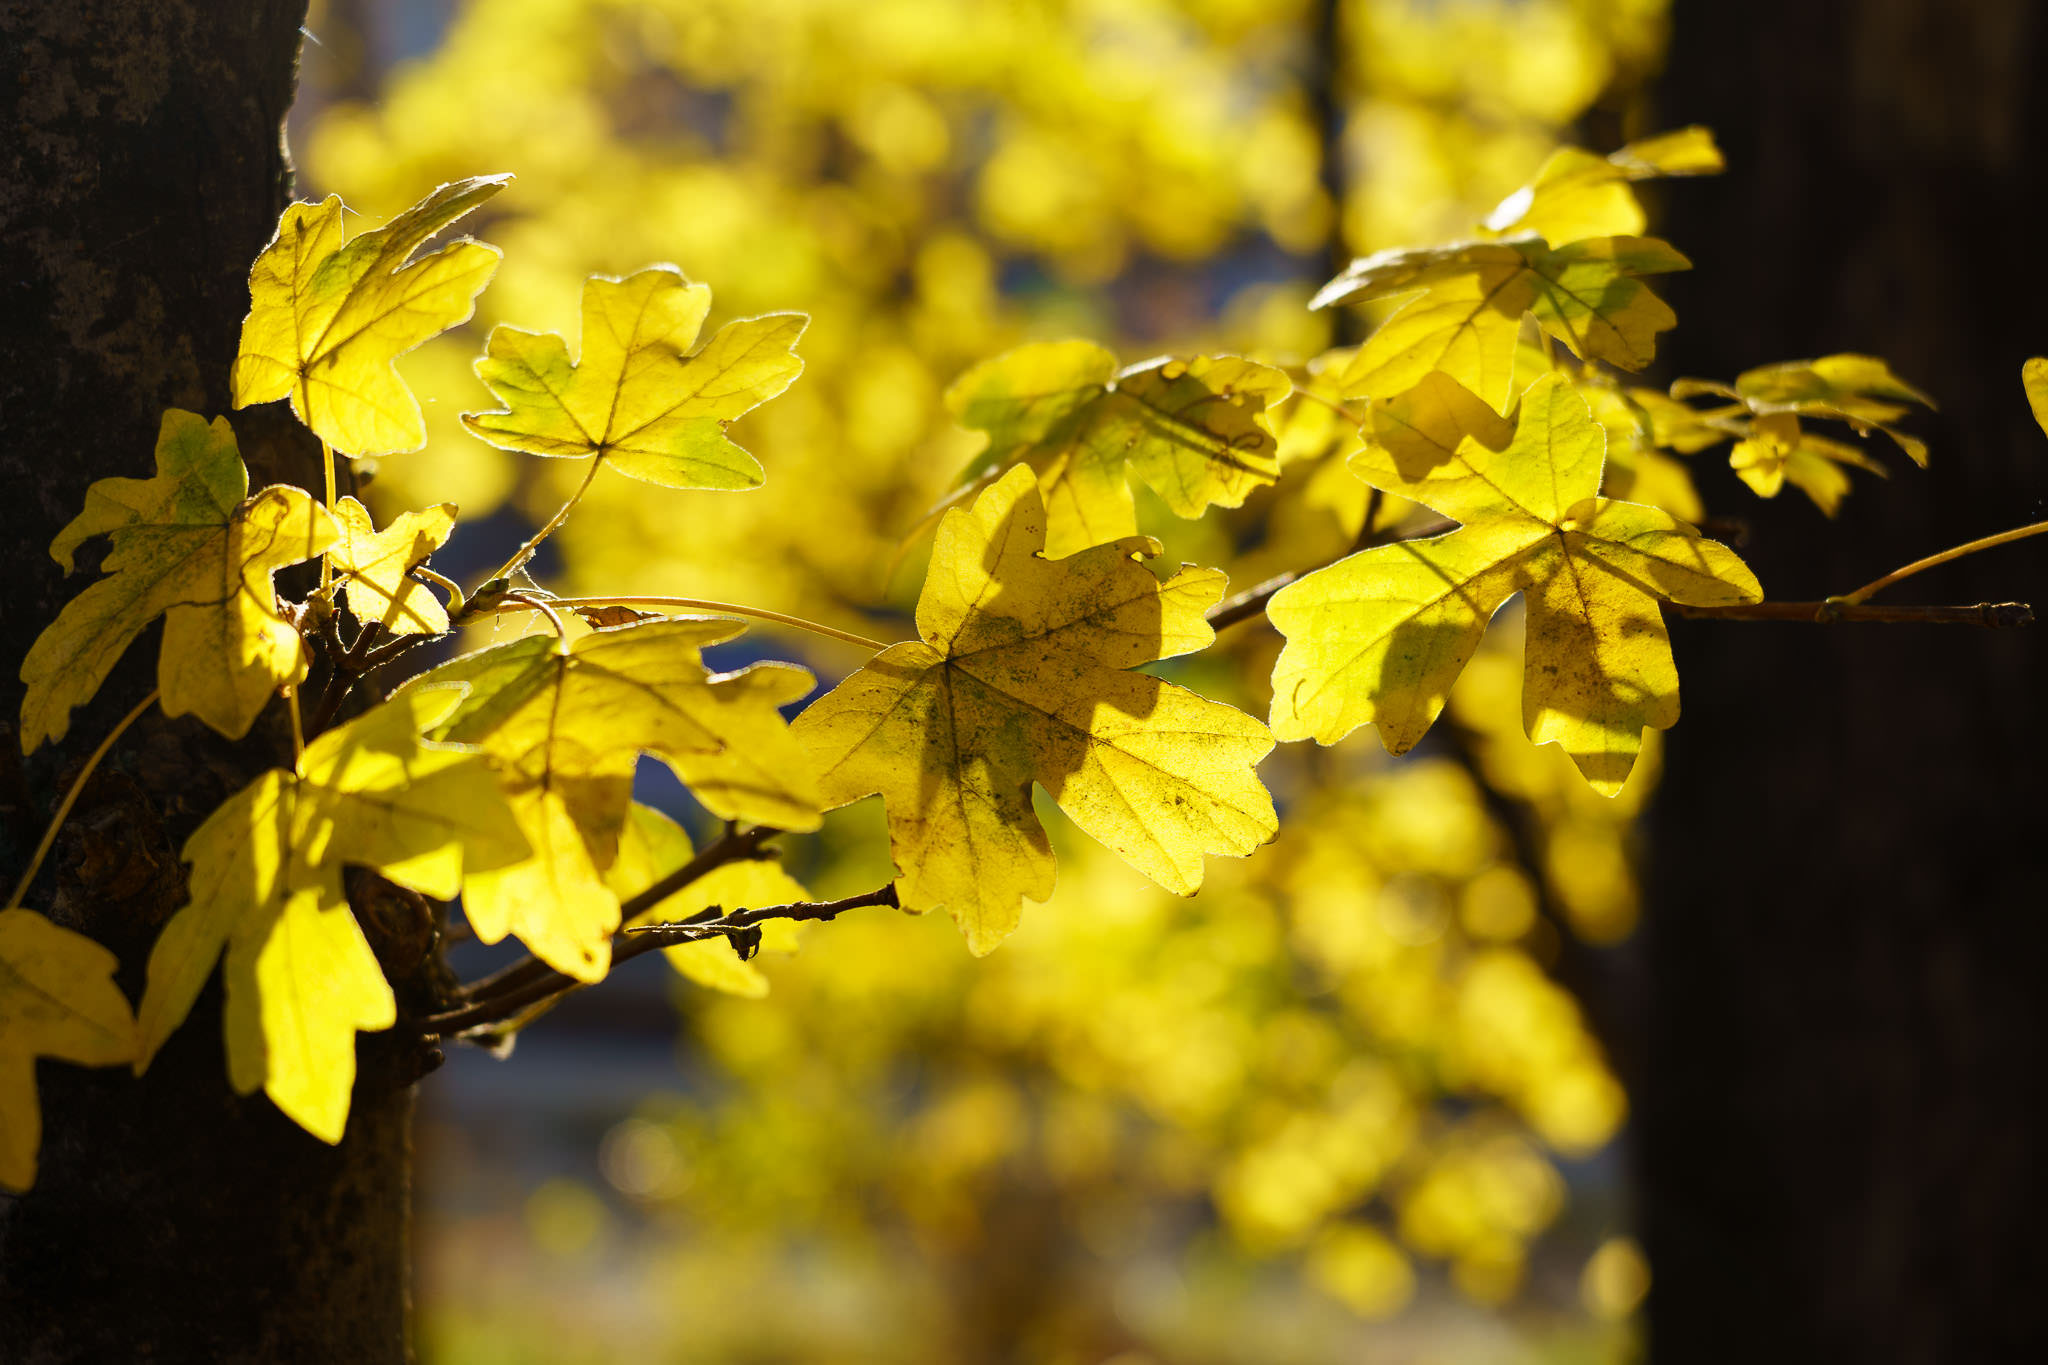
[1647,2,2048,1359]
[0,3,414,1359]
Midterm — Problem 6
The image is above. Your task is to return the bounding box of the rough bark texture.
[0,3,414,1359]
[1647,2,2046,1359]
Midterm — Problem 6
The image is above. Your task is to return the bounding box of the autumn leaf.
[232,175,508,457]
[1269,373,1761,795]
[2025,357,2048,438]
[946,341,1292,556]
[1314,235,1689,407]
[793,465,1277,954]
[1659,354,1932,513]
[462,266,805,490]
[19,409,336,753]
[328,496,457,634]
[607,803,809,998]
[134,688,527,1143]
[402,619,823,980]
[0,909,137,1191]
[1484,126,1723,244]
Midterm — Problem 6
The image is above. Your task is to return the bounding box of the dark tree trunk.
[0,3,414,1359]
[1646,2,2047,1359]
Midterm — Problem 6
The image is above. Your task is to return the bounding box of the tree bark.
[0,3,414,1359]
[1646,2,2047,1359]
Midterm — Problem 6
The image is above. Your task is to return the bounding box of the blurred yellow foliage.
[296,0,1669,1354]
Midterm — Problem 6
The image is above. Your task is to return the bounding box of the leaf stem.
[319,439,338,594]
[6,689,159,910]
[503,592,570,647]
[484,455,602,587]
[411,563,465,615]
[544,596,891,652]
[1838,520,2048,605]
[284,684,305,767]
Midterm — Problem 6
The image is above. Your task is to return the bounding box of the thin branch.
[418,882,897,1038]
[420,824,780,1028]
[1674,600,2034,626]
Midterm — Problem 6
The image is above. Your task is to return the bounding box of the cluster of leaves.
[6,115,1975,1345]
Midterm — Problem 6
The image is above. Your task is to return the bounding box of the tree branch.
[415,881,899,1038]
[1674,600,2034,626]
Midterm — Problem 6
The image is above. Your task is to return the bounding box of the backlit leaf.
[233,175,508,457]
[1269,374,1760,794]
[1315,236,1689,407]
[134,689,527,1142]
[19,410,336,752]
[793,465,1277,953]
[328,496,457,635]
[2024,357,2048,438]
[462,266,805,490]
[1484,127,1723,244]
[0,909,137,1190]
[403,620,823,980]
[947,340,1292,555]
[1657,354,1931,512]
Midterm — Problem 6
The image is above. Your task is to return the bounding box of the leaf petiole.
[1839,519,2048,605]
[5,688,159,910]
[541,595,890,652]
[319,438,338,594]
[481,455,602,588]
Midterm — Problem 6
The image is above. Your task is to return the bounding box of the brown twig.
[1674,600,2034,626]
[417,881,898,1038]
[414,824,780,1033]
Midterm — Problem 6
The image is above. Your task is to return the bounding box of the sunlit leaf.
[946,340,1292,555]
[0,909,137,1191]
[233,175,507,457]
[794,465,1277,953]
[1270,374,1760,794]
[1657,353,1932,512]
[403,620,822,979]
[1315,236,1689,407]
[1484,126,1723,244]
[19,410,335,752]
[134,689,527,1142]
[607,803,808,999]
[463,266,805,490]
[2025,357,2048,439]
[328,496,457,635]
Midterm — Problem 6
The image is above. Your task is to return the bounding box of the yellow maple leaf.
[403,620,823,980]
[0,909,137,1190]
[134,688,528,1142]
[1484,127,1723,245]
[793,465,1277,954]
[2025,357,2048,438]
[327,496,457,634]
[1315,236,1689,407]
[19,409,336,753]
[1658,354,1932,514]
[1269,373,1761,795]
[607,803,809,999]
[945,341,1292,556]
[461,266,805,490]
[232,175,508,457]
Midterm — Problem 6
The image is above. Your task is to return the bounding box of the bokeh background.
[290,2,1681,1359]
